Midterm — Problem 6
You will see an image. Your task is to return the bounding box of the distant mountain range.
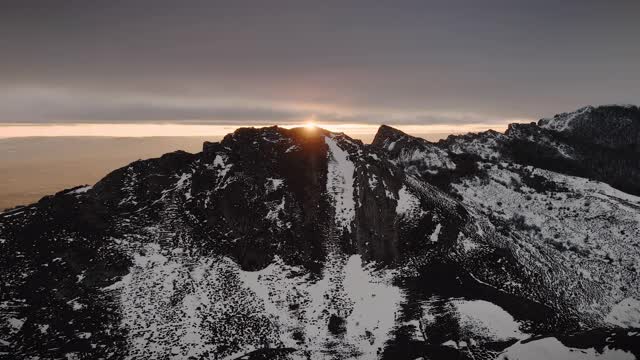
[1,105,639,359]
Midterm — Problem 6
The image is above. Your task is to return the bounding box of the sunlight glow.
[0,121,522,143]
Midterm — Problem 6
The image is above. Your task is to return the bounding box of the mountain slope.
[372,105,640,333]
[1,106,640,359]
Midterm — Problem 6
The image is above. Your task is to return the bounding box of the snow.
[498,337,635,360]
[69,299,85,311]
[398,147,455,171]
[452,299,526,341]
[0,210,24,218]
[117,166,140,206]
[285,144,299,153]
[238,254,403,358]
[557,143,576,159]
[383,180,396,200]
[244,257,324,347]
[396,185,421,216]
[132,244,167,267]
[540,106,593,132]
[442,340,458,348]
[212,154,234,190]
[387,140,397,151]
[265,197,287,228]
[605,298,640,328]
[7,318,24,331]
[10,125,639,359]
[38,324,49,334]
[460,233,479,252]
[429,223,442,242]
[265,178,284,193]
[417,297,527,346]
[109,246,278,359]
[68,185,92,194]
[452,164,640,317]
[342,255,404,357]
[325,136,356,232]
[368,173,379,190]
[449,133,503,160]
[175,172,192,199]
[213,154,225,167]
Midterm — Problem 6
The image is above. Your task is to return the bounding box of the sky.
[1,0,639,138]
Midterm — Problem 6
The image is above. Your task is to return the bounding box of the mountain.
[1,106,640,359]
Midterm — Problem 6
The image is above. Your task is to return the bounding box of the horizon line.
[0,121,524,141]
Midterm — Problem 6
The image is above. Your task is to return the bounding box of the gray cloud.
[1,0,639,124]
[0,87,517,126]
[0,88,303,123]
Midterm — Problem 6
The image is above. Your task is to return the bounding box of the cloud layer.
[1,0,638,126]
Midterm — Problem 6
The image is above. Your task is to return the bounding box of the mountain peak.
[539,104,640,149]
[371,124,410,149]
[538,105,595,132]
[3,111,640,358]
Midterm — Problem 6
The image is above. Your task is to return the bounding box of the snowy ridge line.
[539,105,593,132]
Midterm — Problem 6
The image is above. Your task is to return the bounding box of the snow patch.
[606,298,640,328]
[540,106,593,132]
[110,249,278,359]
[498,337,635,360]
[285,145,299,153]
[398,147,455,171]
[7,318,24,331]
[452,164,640,317]
[453,300,526,341]
[396,185,421,216]
[213,154,233,190]
[387,140,397,151]
[265,178,284,193]
[343,255,404,357]
[460,233,479,252]
[429,223,442,242]
[175,172,192,199]
[239,254,403,358]
[69,185,92,194]
[38,324,50,334]
[368,173,379,190]
[325,136,356,232]
[265,197,287,228]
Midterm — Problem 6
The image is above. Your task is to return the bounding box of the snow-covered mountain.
[1,105,639,359]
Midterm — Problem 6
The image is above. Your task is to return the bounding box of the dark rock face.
[504,121,640,196]
[0,188,131,358]
[538,105,640,150]
[193,126,332,271]
[1,105,639,359]
[327,314,346,335]
[372,125,482,194]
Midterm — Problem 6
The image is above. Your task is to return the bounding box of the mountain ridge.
[372,104,640,196]
[1,105,639,359]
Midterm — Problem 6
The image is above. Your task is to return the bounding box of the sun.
[304,121,316,129]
